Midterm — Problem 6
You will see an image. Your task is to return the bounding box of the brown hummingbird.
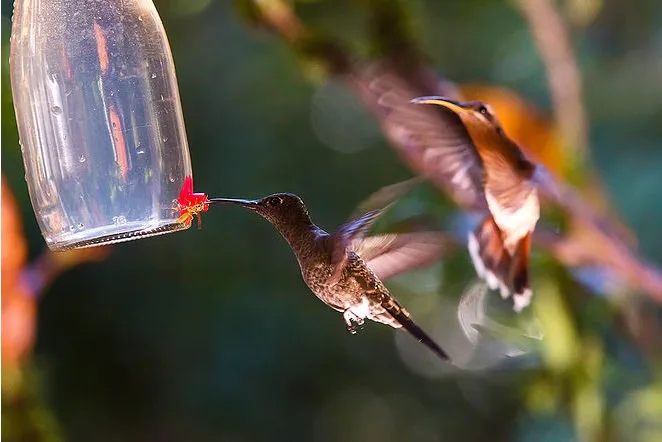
[208,189,452,361]
[371,83,540,312]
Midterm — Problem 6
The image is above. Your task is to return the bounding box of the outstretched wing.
[327,179,422,285]
[327,209,390,285]
[350,177,423,219]
[366,67,487,211]
[353,232,454,281]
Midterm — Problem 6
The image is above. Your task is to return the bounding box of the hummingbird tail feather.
[382,299,450,361]
[468,216,511,294]
[468,216,532,312]
[509,233,532,313]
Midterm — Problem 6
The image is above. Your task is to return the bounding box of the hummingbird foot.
[343,308,365,335]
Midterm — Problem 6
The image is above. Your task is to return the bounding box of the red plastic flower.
[177,175,209,228]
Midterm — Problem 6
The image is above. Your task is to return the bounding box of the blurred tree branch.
[513,0,644,278]
[2,189,110,370]
[514,0,588,160]
[237,0,662,306]
[2,175,110,441]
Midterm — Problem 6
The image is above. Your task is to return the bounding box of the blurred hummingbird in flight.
[369,72,540,312]
[208,181,452,361]
[412,96,539,313]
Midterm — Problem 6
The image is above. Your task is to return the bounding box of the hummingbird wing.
[368,71,488,211]
[327,178,422,285]
[350,177,423,218]
[327,209,388,285]
[353,233,454,281]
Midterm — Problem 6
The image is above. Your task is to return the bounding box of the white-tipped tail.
[513,289,533,313]
[467,216,533,312]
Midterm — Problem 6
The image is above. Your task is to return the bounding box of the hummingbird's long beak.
[410,96,466,115]
[207,198,259,210]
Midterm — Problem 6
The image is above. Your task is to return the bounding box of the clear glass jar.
[10,0,193,251]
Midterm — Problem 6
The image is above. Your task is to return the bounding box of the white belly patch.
[485,188,540,252]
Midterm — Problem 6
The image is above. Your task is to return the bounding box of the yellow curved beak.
[410,96,467,115]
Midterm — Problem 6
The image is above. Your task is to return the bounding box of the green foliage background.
[2,1,662,441]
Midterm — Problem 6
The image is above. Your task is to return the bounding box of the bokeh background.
[2,0,662,441]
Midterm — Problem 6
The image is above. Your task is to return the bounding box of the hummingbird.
[409,96,540,313]
[370,75,540,312]
[208,187,452,361]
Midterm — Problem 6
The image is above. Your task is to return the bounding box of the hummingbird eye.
[475,103,497,123]
[266,196,282,207]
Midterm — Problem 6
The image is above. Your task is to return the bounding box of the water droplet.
[137,150,145,155]
[160,94,164,101]
[77,223,84,229]
[51,105,62,115]
[162,137,168,143]
[79,155,86,163]
[138,16,143,21]
[69,225,76,232]
[112,215,127,226]
[169,176,175,183]
[151,73,156,79]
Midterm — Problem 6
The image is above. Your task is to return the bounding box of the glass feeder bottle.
[10,0,194,251]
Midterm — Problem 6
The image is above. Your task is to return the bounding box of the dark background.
[2,1,662,441]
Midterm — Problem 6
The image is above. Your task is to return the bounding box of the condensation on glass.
[10,0,193,251]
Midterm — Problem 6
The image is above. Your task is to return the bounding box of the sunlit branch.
[514,0,588,160]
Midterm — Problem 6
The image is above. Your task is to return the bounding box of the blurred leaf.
[1,366,62,442]
[526,376,561,414]
[533,276,580,372]
[571,338,605,442]
[614,381,662,442]
[563,0,603,27]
